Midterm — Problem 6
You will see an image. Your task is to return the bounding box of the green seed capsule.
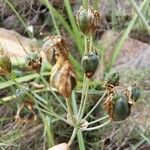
[76,6,100,35]
[131,85,140,102]
[105,71,119,86]
[112,93,129,121]
[0,54,11,75]
[81,52,99,78]
[25,52,42,72]
[16,88,31,102]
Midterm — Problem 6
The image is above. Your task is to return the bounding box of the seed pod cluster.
[15,87,37,123]
[0,48,12,75]
[104,71,140,121]
[42,35,69,66]
[25,52,42,72]
[81,52,99,78]
[76,6,100,35]
[43,35,77,98]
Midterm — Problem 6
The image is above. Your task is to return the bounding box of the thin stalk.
[88,115,109,125]
[77,75,87,118]
[39,74,67,111]
[83,0,89,9]
[35,101,70,125]
[79,79,89,120]
[41,115,55,147]
[93,0,99,10]
[128,0,150,33]
[84,35,88,54]
[67,92,78,146]
[83,120,111,131]
[66,98,76,126]
[68,128,77,147]
[89,36,93,52]
[83,91,107,120]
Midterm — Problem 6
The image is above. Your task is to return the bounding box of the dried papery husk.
[50,60,76,98]
[42,35,69,66]
[15,88,37,123]
[76,6,100,35]
[0,48,11,75]
[25,52,42,72]
[16,88,34,106]
[105,71,120,87]
[125,84,141,103]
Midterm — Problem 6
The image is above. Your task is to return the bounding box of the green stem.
[68,92,85,149]
[83,0,89,9]
[35,100,70,125]
[88,115,109,125]
[93,0,98,10]
[39,74,67,111]
[77,130,86,150]
[83,91,107,120]
[68,128,77,146]
[77,75,87,118]
[66,98,76,127]
[79,79,89,120]
[83,120,111,131]
[128,0,150,33]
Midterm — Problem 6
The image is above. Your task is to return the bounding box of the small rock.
[0,28,38,58]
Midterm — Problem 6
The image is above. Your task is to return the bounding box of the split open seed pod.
[42,35,69,66]
[76,6,100,35]
[0,49,11,75]
[16,87,33,104]
[127,84,141,102]
[81,52,99,78]
[105,71,120,86]
[25,52,42,72]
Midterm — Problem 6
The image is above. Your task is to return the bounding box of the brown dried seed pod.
[76,6,100,35]
[0,48,12,75]
[50,60,76,98]
[42,35,69,66]
[25,52,42,72]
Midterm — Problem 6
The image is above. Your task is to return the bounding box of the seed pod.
[16,88,33,104]
[81,52,99,78]
[76,6,100,35]
[15,88,36,123]
[50,60,76,98]
[42,35,69,66]
[127,85,140,102]
[105,71,119,86]
[0,53,11,75]
[112,93,130,121]
[25,52,42,72]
